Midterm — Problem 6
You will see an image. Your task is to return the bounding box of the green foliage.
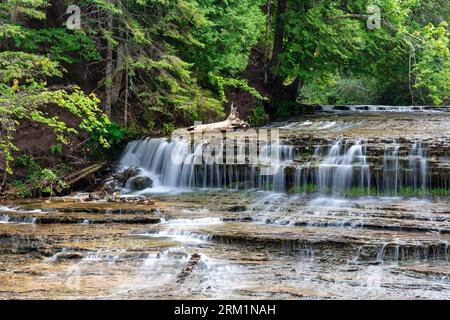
[102,122,126,146]
[209,74,265,103]
[10,27,101,63]
[248,103,269,126]
[11,180,32,198]
[0,0,48,21]
[11,155,68,197]
[269,0,449,107]
[412,22,450,105]
[301,74,382,105]
[0,52,110,175]
[185,0,265,74]
[271,100,305,119]
[0,1,113,179]
[50,143,63,155]
[123,124,149,139]
[87,121,125,156]
[0,51,62,82]
[15,155,38,170]
[162,122,175,135]
[289,184,318,194]
[129,54,224,127]
[75,0,264,132]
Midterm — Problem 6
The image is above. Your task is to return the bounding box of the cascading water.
[316,140,370,196]
[119,137,294,192]
[380,141,429,196]
[408,142,429,192]
[382,142,401,195]
[119,135,433,197]
[319,105,450,113]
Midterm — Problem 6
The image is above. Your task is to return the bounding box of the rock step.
[1,211,162,225]
[0,233,46,254]
[145,222,450,261]
[40,207,161,215]
[222,216,450,234]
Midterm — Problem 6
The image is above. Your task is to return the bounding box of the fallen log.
[187,103,249,133]
[65,161,107,187]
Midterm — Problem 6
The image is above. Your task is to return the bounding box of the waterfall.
[380,141,429,196]
[319,105,448,113]
[408,142,428,192]
[119,137,294,192]
[382,142,401,195]
[316,140,370,196]
[118,136,432,197]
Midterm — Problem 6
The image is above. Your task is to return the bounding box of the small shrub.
[162,122,175,135]
[248,103,269,127]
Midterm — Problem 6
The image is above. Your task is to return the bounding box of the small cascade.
[316,140,370,196]
[289,139,432,198]
[408,142,429,192]
[319,105,449,113]
[119,137,294,192]
[118,134,435,198]
[380,141,430,196]
[0,214,36,224]
[0,205,42,214]
[382,142,401,195]
[372,241,449,263]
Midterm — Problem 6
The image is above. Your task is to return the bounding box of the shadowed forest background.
[0,0,449,197]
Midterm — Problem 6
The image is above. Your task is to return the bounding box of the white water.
[316,140,370,196]
[291,139,431,198]
[0,205,42,213]
[119,137,294,193]
[118,134,432,198]
[0,213,36,224]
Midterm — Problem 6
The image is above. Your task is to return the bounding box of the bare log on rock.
[187,103,249,133]
[65,161,107,187]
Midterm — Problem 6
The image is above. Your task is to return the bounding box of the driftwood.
[65,161,107,187]
[187,103,249,133]
[177,253,201,283]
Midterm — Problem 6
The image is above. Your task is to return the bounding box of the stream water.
[0,108,449,299]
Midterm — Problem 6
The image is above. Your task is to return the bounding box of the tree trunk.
[105,3,114,118]
[112,43,125,106]
[186,104,249,133]
[264,0,272,84]
[267,0,300,105]
[10,9,17,24]
[124,65,129,127]
[270,0,287,74]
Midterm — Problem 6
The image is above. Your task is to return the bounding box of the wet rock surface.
[0,190,448,299]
